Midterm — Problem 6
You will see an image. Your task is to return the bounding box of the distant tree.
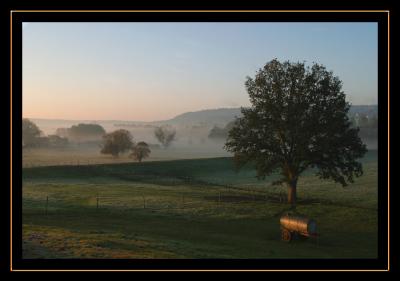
[208,121,235,140]
[154,125,176,149]
[130,141,151,162]
[68,123,106,142]
[36,137,50,147]
[55,128,69,138]
[208,125,225,139]
[100,129,133,157]
[225,59,367,206]
[22,119,42,148]
[48,135,69,148]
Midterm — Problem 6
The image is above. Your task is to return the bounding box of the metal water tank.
[280,214,317,241]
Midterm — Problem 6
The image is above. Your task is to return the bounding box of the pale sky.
[23,22,378,121]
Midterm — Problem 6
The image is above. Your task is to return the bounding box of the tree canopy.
[225,59,367,205]
[22,119,42,148]
[68,123,106,141]
[130,141,151,162]
[100,129,133,157]
[154,125,176,149]
[208,121,235,140]
[47,135,69,148]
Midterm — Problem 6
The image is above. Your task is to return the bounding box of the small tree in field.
[225,59,367,206]
[154,125,176,149]
[130,141,151,162]
[100,129,133,157]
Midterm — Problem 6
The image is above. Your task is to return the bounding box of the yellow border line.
[11,9,390,272]
[10,10,390,13]
[10,269,389,272]
[387,11,390,272]
[10,10,13,273]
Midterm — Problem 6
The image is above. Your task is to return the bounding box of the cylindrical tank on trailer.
[280,214,317,236]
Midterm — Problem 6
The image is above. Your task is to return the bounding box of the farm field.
[22,143,231,168]
[22,150,378,259]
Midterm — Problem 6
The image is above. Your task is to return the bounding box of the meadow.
[22,142,230,168]
[22,150,378,259]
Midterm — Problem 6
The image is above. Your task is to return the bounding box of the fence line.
[32,187,294,216]
[35,191,376,216]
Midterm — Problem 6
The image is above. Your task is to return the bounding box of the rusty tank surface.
[280,213,318,242]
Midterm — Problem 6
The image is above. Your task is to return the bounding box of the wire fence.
[23,160,132,168]
[23,184,377,217]
[24,187,293,216]
[22,163,377,212]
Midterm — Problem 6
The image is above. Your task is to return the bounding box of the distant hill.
[166,108,243,126]
[165,105,378,127]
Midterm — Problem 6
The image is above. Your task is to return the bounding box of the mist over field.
[26,105,377,167]
[21,22,381,261]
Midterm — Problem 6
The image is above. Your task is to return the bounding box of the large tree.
[22,118,42,148]
[100,129,133,157]
[225,59,367,205]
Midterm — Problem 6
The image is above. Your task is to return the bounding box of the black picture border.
[10,10,390,271]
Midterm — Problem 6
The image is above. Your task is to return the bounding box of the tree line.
[22,119,176,162]
[98,125,176,160]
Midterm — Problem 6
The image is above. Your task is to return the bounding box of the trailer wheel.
[281,228,292,242]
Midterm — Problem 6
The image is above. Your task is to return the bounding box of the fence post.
[218,191,221,204]
[143,196,146,209]
[45,196,48,215]
[96,193,99,210]
[182,195,185,208]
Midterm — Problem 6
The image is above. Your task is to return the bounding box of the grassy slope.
[22,150,378,259]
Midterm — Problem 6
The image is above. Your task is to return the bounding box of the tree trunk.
[287,179,297,206]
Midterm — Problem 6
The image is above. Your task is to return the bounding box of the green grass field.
[22,150,378,259]
[22,144,231,168]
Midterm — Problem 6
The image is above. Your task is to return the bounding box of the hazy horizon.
[23,104,378,123]
[23,22,378,121]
